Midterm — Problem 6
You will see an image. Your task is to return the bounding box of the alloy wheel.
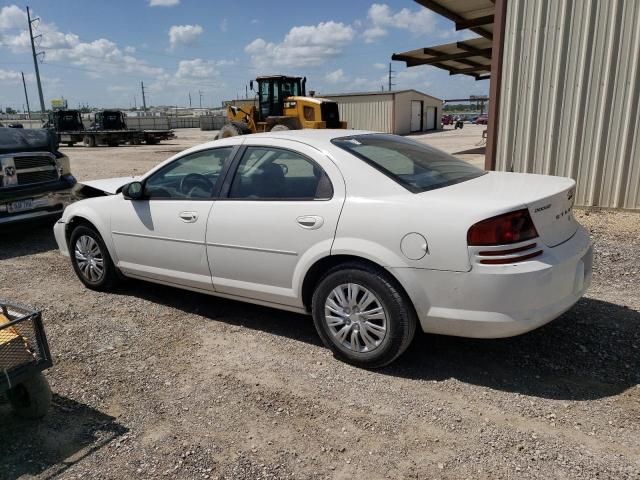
[74,235,105,283]
[324,283,388,353]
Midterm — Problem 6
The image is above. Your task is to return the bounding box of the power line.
[21,71,31,119]
[27,6,46,112]
[388,63,395,92]
[141,81,147,111]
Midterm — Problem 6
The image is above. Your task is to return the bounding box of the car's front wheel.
[69,225,118,291]
[312,263,416,368]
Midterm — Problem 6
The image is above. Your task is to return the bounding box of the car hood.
[81,176,136,194]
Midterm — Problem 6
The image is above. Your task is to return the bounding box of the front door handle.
[297,215,324,230]
[179,211,198,223]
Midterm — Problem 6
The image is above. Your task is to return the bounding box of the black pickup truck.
[0,127,76,225]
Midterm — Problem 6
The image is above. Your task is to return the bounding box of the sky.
[0,0,489,111]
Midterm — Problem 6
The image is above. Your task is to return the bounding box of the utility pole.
[198,90,203,108]
[245,85,248,99]
[388,63,395,92]
[21,72,31,120]
[140,81,147,111]
[27,7,46,113]
[188,92,192,108]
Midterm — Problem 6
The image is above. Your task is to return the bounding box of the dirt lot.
[1,129,639,479]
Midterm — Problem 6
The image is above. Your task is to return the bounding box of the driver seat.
[255,163,285,198]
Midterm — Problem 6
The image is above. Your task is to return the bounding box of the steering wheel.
[180,173,214,197]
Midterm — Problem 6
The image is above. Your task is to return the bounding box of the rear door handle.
[297,215,324,230]
[179,211,198,223]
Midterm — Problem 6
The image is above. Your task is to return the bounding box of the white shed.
[321,90,443,135]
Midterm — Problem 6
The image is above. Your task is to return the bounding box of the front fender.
[61,197,118,264]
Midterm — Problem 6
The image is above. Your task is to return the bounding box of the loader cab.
[256,75,306,120]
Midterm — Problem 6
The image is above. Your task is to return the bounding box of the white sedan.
[54,130,592,368]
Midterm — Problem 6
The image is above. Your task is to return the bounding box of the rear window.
[332,134,486,193]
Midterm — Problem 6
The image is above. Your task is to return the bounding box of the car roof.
[195,129,378,152]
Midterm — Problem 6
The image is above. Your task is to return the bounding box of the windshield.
[332,134,486,193]
[280,79,301,97]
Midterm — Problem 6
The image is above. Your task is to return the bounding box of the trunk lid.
[421,171,578,247]
[527,182,578,247]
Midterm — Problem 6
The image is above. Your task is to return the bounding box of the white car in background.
[54,130,592,368]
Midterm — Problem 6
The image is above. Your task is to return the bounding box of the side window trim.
[142,145,241,201]
[219,145,334,201]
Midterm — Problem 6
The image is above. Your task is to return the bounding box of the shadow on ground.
[122,281,639,402]
[0,394,127,479]
[452,146,486,156]
[0,222,58,260]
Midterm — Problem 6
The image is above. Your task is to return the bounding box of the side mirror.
[122,181,144,200]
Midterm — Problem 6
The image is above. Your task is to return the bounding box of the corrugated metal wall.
[327,95,394,133]
[496,0,640,210]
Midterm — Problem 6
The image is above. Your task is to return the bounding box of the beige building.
[394,0,640,210]
[322,90,444,135]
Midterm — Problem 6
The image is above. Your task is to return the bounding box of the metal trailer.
[140,128,175,145]
[0,301,53,418]
[59,129,138,147]
[47,110,174,147]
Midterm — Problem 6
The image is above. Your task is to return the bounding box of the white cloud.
[148,58,235,96]
[325,69,348,84]
[220,18,228,33]
[363,3,437,43]
[373,62,386,70]
[245,21,355,68]
[0,5,26,29]
[168,24,203,50]
[0,6,164,79]
[0,69,33,83]
[175,58,220,80]
[149,0,180,6]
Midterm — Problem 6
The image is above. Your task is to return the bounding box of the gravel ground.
[0,130,639,479]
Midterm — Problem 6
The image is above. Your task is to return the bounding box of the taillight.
[467,209,538,246]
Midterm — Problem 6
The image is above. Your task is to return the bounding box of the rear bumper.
[0,175,76,225]
[391,226,593,338]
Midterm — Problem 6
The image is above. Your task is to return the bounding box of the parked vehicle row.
[44,109,174,147]
[441,114,488,126]
[52,130,592,368]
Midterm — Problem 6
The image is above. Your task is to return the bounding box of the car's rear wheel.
[69,225,118,291]
[312,263,416,368]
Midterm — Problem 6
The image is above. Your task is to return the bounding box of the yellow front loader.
[217,75,347,138]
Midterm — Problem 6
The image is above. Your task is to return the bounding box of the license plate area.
[7,199,34,213]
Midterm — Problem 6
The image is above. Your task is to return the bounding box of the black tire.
[145,137,158,145]
[69,224,119,291]
[7,372,52,419]
[311,263,416,369]
[83,135,96,147]
[219,122,251,138]
[66,142,74,147]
